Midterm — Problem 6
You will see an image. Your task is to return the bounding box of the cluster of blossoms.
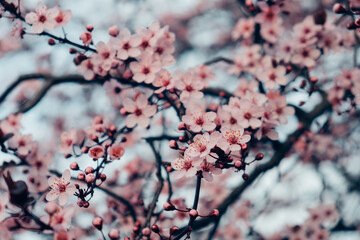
[25,3,72,34]
[327,68,360,111]
[1,0,360,239]
[294,131,342,163]
[270,204,340,240]
[76,21,175,81]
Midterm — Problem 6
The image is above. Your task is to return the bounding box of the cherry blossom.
[107,143,125,160]
[217,127,251,152]
[171,155,201,179]
[182,107,217,132]
[25,3,59,33]
[46,169,76,206]
[129,52,162,83]
[123,93,157,128]
[110,28,141,60]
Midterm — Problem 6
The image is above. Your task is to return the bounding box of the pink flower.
[25,3,58,33]
[46,169,76,206]
[186,132,221,158]
[59,128,77,155]
[236,100,263,129]
[254,121,279,141]
[291,46,321,68]
[232,18,255,40]
[93,41,116,71]
[258,65,288,89]
[53,7,72,27]
[107,143,125,160]
[255,2,281,25]
[182,107,217,132]
[198,159,222,182]
[42,203,75,229]
[103,79,125,107]
[0,113,22,134]
[152,69,174,93]
[7,132,33,156]
[171,155,201,179]
[88,145,105,159]
[260,19,284,43]
[111,28,141,60]
[175,73,204,104]
[123,93,157,128]
[217,127,251,152]
[77,58,95,80]
[129,52,162,83]
[80,31,92,45]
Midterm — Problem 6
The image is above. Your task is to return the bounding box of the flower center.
[134,108,142,116]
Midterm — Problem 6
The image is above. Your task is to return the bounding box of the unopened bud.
[70,162,79,170]
[255,153,264,160]
[108,229,120,240]
[85,167,94,174]
[151,225,160,233]
[209,209,220,217]
[178,122,187,130]
[163,202,175,211]
[169,140,178,149]
[189,209,198,218]
[48,38,55,45]
[333,3,346,14]
[92,217,103,230]
[108,25,119,37]
[142,227,151,236]
[86,24,94,32]
[169,226,179,235]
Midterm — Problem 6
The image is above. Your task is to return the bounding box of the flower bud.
[108,25,119,37]
[209,209,220,217]
[333,3,346,14]
[85,173,96,183]
[169,226,179,235]
[45,202,58,215]
[255,153,264,161]
[78,172,85,180]
[151,225,160,233]
[48,38,55,45]
[189,209,198,218]
[70,162,79,170]
[242,173,249,180]
[235,160,242,168]
[178,122,187,130]
[163,202,175,211]
[86,24,94,32]
[142,227,151,236]
[108,229,120,240]
[100,174,107,182]
[85,167,95,174]
[169,140,178,149]
[92,217,103,230]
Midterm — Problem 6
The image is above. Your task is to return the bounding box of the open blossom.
[217,127,251,152]
[59,128,77,155]
[182,107,217,132]
[77,58,95,80]
[111,28,141,60]
[92,41,116,71]
[186,132,220,158]
[258,65,288,89]
[291,46,321,68]
[129,52,162,83]
[7,133,33,156]
[171,155,201,179]
[107,143,125,160]
[152,69,174,93]
[53,7,72,27]
[80,31,92,45]
[0,113,22,134]
[46,169,76,206]
[175,73,204,104]
[89,145,105,159]
[25,3,58,33]
[123,93,157,128]
[232,18,255,40]
[236,100,263,129]
[198,158,222,182]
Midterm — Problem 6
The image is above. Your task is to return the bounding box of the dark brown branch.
[203,57,234,66]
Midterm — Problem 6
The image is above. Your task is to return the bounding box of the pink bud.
[255,153,264,160]
[163,202,175,211]
[85,173,96,183]
[86,24,94,32]
[81,146,89,153]
[178,122,187,130]
[108,25,119,37]
[235,160,242,168]
[333,3,346,14]
[169,226,179,235]
[123,69,133,79]
[78,172,85,180]
[169,140,178,149]
[108,229,120,240]
[142,227,151,236]
[70,162,79,170]
[209,209,220,217]
[45,202,58,215]
[92,217,103,230]
[85,167,95,174]
[151,225,160,233]
[189,209,198,218]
